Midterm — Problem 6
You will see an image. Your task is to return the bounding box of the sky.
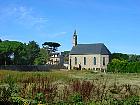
[0,0,140,54]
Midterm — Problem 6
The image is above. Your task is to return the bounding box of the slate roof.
[70,43,111,55]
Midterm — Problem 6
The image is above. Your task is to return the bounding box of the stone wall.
[69,54,110,70]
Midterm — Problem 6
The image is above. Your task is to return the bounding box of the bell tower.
[72,30,77,47]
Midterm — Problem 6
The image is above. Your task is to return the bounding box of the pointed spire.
[73,29,77,46]
[74,29,77,35]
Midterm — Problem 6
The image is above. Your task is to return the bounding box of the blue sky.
[0,0,140,54]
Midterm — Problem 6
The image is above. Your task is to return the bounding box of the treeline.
[108,53,140,73]
[0,39,60,65]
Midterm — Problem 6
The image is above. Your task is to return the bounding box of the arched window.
[75,57,77,65]
[94,57,96,65]
[84,57,86,65]
[103,57,105,66]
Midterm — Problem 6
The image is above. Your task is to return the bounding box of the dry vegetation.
[0,70,140,105]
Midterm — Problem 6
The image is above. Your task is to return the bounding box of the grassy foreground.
[0,70,140,105]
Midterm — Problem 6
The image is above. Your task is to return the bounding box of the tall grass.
[0,70,139,104]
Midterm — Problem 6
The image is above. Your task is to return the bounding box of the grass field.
[1,70,140,86]
[0,70,140,104]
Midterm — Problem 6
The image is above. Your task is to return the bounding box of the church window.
[84,57,86,65]
[75,57,77,65]
[103,57,105,66]
[94,57,96,65]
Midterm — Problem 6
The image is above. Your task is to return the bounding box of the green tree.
[13,43,27,65]
[107,58,140,73]
[111,53,129,61]
[129,54,140,62]
[25,41,40,65]
[42,42,61,62]
[34,48,48,65]
[0,40,24,65]
[0,40,40,65]
[42,42,61,53]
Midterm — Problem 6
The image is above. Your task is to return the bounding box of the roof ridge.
[78,43,104,45]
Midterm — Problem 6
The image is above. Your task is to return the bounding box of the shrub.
[70,93,83,104]
[106,95,140,105]
[107,59,140,73]
[33,92,46,104]
[0,75,18,105]
[11,96,30,105]
[0,85,12,105]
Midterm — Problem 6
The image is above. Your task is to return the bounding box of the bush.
[0,75,18,105]
[70,93,83,104]
[107,96,140,105]
[33,92,46,104]
[11,97,30,105]
[107,59,140,73]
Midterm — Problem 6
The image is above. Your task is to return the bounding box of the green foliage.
[34,48,48,65]
[33,93,46,105]
[25,41,40,65]
[106,96,139,105]
[111,53,129,61]
[0,40,62,66]
[0,40,40,65]
[70,93,83,104]
[11,96,30,105]
[42,41,61,63]
[107,59,140,73]
[0,75,18,105]
[0,40,24,65]
[129,54,140,62]
[42,41,61,53]
[12,43,27,65]
[4,75,15,89]
[0,84,12,104]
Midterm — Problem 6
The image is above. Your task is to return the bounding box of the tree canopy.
[108,53,140,73]
[129,54,140,62]
[42,42,61,53]
[0,40,40,65]
[34,48,48,65]
[107,59,140,73]
[25,41,40,65]
[0,40,24,65]
[0,40,61,65]
[111,53,129,61]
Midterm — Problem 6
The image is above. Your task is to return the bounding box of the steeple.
[72,30,77,47]
[74,29,77,35]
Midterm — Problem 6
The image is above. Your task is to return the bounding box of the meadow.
[0,70,140,105]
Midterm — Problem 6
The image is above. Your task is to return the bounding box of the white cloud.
[0,5,48,29]
[0,5,66,40]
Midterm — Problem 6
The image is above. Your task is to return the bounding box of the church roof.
[70,43,111,55]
